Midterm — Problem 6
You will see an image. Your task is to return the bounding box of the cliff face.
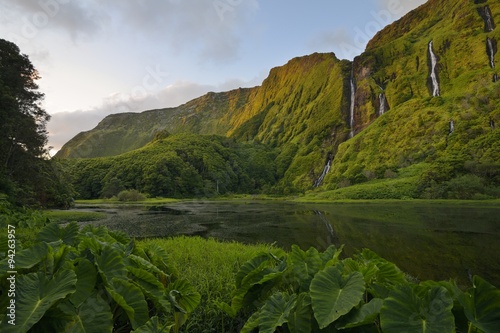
[57,0,500,193]
[55,87,255,158]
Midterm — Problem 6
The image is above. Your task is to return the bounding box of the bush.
[116,189,147,201]
[221,245,500,332]
[0,223,200,332]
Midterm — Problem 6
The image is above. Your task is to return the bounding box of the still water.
[76,200,500,286]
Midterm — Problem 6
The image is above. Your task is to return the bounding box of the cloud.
[1,0,260,63]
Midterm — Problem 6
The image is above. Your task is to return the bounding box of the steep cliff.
[57,0,500,197]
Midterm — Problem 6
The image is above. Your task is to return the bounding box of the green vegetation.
[220,245,500,333]
[62,133,278,199]
[44,210,107,223]
[0,39,73,208]
[0,215,201,333]
[140,237,279,332]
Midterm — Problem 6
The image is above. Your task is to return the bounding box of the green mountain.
[58,0,500,199]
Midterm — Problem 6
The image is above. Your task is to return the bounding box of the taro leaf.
[288,292,313,333]
[167,279,201,314]
[235,253,272,288]
[95,246,127,285]
[289,245,322,292]
[60,291,113,333]
[128,266,171,313]
[321,244,344,267]
[310,267,365,329]
[1,270,77,333]
[132,316,172,333]
[70,259,97,307]
[380,285,455,333]
[258,292,297,333]
[240,310,261,333]
[0,242,49,275]
[37,222,79,246]
[141,243,178,277]
[460,275,500,333]
[336,298,383,329]
[106,278,149,329]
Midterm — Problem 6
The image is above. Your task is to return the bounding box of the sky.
[0,0,427,154]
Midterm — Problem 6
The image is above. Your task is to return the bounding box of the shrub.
[117,189,147,201]
[0,223,200,332]
[220,245,500,332]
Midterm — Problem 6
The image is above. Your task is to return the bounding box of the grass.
[44,210,108,223]
[74,197,181,205]
[138,236,284,333]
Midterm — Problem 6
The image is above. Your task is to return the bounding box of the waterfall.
[314,159,331,187]
[379,93,387,115]
[428,41,440,97]
[349,72,356,138]
[494,74,499,82]
[484,6,495,32]
[449,120,455,135]
[487,37,496,69]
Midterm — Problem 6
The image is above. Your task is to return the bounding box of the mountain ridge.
[57,0,500,198]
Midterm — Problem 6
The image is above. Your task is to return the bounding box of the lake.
[74,200,500,287]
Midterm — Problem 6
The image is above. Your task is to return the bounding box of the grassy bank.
[138,237,282,332]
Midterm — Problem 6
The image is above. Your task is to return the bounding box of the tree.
[0,39,72,207]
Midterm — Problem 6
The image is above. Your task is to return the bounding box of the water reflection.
[76,201,500,286]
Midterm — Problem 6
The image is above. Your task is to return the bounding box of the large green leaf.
[380,285,455,333]
[70,259,97,307]
[258,292,297,333]
[167,279,201,314]
[37,222,79,246]
[59,291,113,333]
[288,292,313,333]
[1,270,77,333]
[289,245,322,292]
[310,267,365,329]
[235,253,273,288]
[336,298,383,329]
[95,246,127,285]
[132,316,172,333]
[460,275,500,333]
[240,310,261,333]
[128,266,171,313]
[0,242,49,274]
[106,278,149,329]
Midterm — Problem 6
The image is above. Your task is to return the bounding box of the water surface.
[75,200,500,286]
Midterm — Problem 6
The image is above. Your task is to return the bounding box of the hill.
[58,0,500,199]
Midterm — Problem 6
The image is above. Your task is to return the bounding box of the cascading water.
[494,74,499,83]
[349,72,356,138]
[428,41,440,97]
[487,37,496,69]
[484,6,495,32]
[314,158,331,187]
[379,93,387,115]
[449,120,455,135]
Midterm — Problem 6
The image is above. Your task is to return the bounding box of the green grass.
[44,210,108,223]
[139,236,284,333]
[74,197,181,205]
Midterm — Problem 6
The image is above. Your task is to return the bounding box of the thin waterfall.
[428,41,440,97]
[314,158,332,187]
[484,6,495,32]
[379,93,387,115]
[494,74,499,83]
[449,120,455,135]
[487,37,496,69]
[349,71,356,138]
